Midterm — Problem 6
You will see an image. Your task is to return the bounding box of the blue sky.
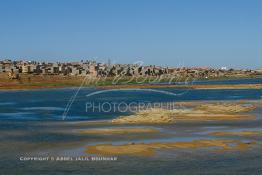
[0,0,261,68]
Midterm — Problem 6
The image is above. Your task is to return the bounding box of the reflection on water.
[0,87,262,121]
[0,83,262,174]
[1,116,262,175]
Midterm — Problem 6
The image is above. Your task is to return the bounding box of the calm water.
[0,87,261,121]
[0,78,262,175]
[192,77,262,85]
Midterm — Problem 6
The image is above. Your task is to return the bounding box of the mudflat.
[86,140,256,156]
[209,131,262,137]
[112,102,256,124]
[0,73,261,90]
[79,128,159,135]
[98,84,262,90]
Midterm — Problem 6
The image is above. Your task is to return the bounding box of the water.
[0,79,262,175]
[158,77,262,85]
[0,87,261,121]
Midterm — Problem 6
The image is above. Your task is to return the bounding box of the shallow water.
[0,81,262,175]
[0,87,261,121]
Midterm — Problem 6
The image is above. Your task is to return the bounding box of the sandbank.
[86,140,256,156]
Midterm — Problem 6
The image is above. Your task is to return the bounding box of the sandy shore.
[239,99,262,105]
[194,103,256,113]
[79,128,159,135]
[0,74,84,90]
[112,103,256,124]
[86,140,256,156]
[1,84,261,91]
[77,99,261,157]
[174,100,262,107]
[98,84,262,90]
[112,108,177,124]
[209,131,262,137]
[0,73,261,90]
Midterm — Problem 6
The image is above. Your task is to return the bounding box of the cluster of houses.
[0,59,260,79]
[0,59,170,78]
[0,59,98,78]
[167,67,259,79]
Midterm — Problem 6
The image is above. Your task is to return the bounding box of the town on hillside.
[0,59,261,80]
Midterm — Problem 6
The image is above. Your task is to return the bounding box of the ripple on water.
[21,107,65,111]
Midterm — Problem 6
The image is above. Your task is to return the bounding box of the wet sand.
[1,83,262,174]
[79,128,159,135]
[209,131,262,137]
[86,140,256,156]
[176,100,262,107]
[98,84,262,90]
[0,72,261,91]
[1,84,261,91]
[85,100,260,156]
[112,102,256,124]
[194,103,256,113]
[239,99,262,105]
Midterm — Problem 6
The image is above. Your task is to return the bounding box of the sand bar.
[209,131,262,137]
[98,84,262,90]
[79,128,159,135]
[112,103,256,124]
[86,140,256,156]
[194,103,256,113]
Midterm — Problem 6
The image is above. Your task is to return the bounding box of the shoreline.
[0,76,261,91]
[86,140,256,156]
[78,100,260,125]
[98,83,262,90]
[0,83,262,91]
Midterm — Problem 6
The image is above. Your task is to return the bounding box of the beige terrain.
[112,103,256,124]
[0,73,261,90]
[209,131,262,137]
[86,140,256,156]
[79,100,262,157]
[98,84,262,90]
[194,103,256,113]
[239,99,262,105]
[79,128,159,135]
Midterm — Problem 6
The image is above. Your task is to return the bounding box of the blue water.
[192,77,262,85]
[0,87,261,121]
[0,79,262,175]
[157,77,262,85]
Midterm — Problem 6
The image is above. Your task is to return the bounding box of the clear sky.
[0,0,261,68]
